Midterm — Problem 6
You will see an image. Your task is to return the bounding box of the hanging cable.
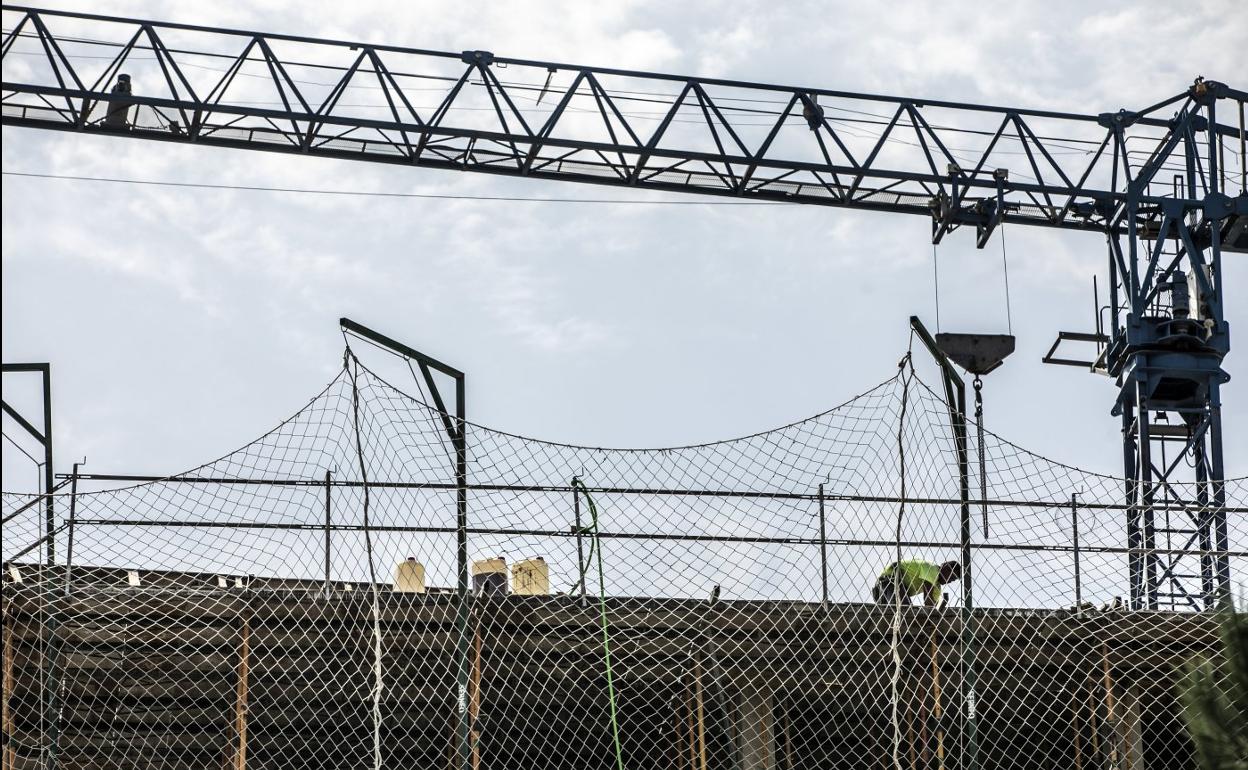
[891,351,913,770]
[347,353,384,770]
[1000,225,1014,335]
[2,430,42,465]
[1,170,786,205]
[404,358,456,466]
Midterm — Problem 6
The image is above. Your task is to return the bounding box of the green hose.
[572,477,626,770]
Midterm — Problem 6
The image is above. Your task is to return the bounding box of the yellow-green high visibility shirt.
[881,560,941,602]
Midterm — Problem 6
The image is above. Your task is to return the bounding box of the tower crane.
[2,4,1245,611]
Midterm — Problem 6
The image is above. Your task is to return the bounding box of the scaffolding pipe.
[63,464,79,597]
[323,470,332,597]
[819,483,829,606]
[1072,493,1083,610]
[909,315,978,770]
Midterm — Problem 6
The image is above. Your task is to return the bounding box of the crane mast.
[2,4,1245,610]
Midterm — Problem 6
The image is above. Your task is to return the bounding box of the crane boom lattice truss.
[1,7,1245,610]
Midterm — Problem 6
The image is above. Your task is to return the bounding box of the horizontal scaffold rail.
[3,5,1245,237]
[66,518,1248,559]
[52,471,1248,514]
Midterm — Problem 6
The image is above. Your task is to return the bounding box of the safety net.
[3,348,1245,770]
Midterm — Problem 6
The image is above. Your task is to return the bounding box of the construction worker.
[103,73,134,128]
[872,559,961,607]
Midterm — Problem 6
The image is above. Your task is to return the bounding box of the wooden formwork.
[1,566,1217,770]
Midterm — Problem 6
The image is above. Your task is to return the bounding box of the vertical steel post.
[1,364,56,564]
[1137,382,1158,610]
[1195,441,1215,609]
[45,595,61,770]
[1121,136,1147,610]
[574,479,586,603]
[1123,409,1141,610]
[43,365,55,566]
[323,470,332,597]
[1071,493,1082,612]
[335,319,473,763]
[908,316,977,770]
[42,365,61,770]
[818,483,828,606]
[1206,99,1231,606]
[954,379,979,770]
[1209,385,1230,605]
[1125,166,1150,611]
[454,375,472,770]
[63,463,80,597]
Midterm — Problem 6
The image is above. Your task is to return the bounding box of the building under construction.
[1,562,1225,770]
[3,343,1244,769]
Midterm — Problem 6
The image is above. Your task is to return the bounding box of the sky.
[2,0,1246,494]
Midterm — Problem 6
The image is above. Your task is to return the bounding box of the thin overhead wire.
[2,431,42,465]
[0,171,785,205]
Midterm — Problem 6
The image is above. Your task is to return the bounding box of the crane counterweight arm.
[2,4,1244,239]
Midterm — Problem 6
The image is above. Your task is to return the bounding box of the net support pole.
[818,483,828,606]
[323,470,332,597]
[339,319,472,770]
[1071,493,1082,611]
[574,481,586,603]
[63,464,80,597]
[955,370,978,770]
[453,372,472,770]
[46,576,63,768]
[470,624,482,770]
[1,363,55,563]
[909,316,978,770]
[42,365,54,566]
[1210,384,1231,606]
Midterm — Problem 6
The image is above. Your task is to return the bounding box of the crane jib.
[2,5,1244,237]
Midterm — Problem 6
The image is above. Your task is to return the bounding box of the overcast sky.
[3,0,1246,493]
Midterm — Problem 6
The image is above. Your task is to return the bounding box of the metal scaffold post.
[909,316,979,770]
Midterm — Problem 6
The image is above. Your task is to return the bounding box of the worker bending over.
[873,559,961,607]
